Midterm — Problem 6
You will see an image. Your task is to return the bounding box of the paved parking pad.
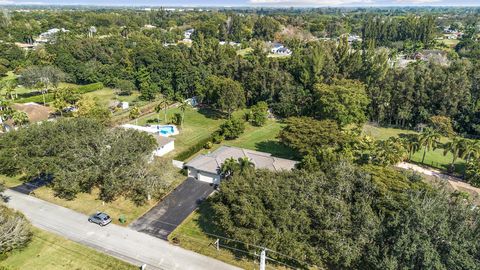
[130,178,214,239]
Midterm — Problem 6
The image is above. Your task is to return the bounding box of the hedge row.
[76,82,104,94]
[17,82,104,104]
[174,135,213,161]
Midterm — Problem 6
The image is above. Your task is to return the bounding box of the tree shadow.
[197,107,227,120]
[255,140,299,160]
[196,201,255,262]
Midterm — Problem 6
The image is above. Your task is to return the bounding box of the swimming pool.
[150,125,179,137]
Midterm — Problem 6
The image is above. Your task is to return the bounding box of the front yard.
[1,172,184,227]
[0,228,135,270]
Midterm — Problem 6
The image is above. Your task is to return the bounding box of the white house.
[185,146,297,185]
[184,29,194,40]
[269,42,292,56]
[153,136,175,157]
[36,28,69,43]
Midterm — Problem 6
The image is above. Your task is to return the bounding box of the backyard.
[0,228,135,270]
[131,106,293,160]
[363,124,465,174]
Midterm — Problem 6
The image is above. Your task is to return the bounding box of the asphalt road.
[3,189,239,270]
[130,178,214,239]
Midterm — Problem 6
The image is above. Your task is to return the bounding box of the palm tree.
[418,128,441,164]
[443,137,464,173]
[461,139,480,162]
[178,100,189,128]
[460,139,480,178]
[129,106,140,125]
[220,158,238,179]
[403,134,420,161]
[2,80,17,100]
[237,157,255,174]
[157,96,169,123]
[154,102,162,124]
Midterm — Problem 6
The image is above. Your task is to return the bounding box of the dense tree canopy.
[0,118,166,204]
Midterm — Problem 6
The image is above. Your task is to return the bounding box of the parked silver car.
[88,212,112,226]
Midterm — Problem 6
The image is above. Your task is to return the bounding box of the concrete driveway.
[3,189,238,270]
[130,178,214,240]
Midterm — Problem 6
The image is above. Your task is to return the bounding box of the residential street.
[3,189,239,270]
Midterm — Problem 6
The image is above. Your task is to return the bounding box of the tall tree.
[419,128,441,164]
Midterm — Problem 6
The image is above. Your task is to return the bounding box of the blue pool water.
[157,125,175,135]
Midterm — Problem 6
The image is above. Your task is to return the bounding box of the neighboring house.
[219,41,241,47]
[269,42,292,56]
[36,28,69,43]
[11,102,53,123]
[153,135,175,157]
[413,50,449,66]
[120,102,129,110]
[185,146,298,185]
[184,29,194,40]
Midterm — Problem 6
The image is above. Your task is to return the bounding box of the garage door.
[198,172,215,184]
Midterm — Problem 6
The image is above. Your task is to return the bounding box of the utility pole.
[259,248,266,270]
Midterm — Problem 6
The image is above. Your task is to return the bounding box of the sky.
[0,0,479,7]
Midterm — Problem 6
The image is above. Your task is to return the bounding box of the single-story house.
[185,146,298,185]
[11,102,53,123]
[153,135,175,157]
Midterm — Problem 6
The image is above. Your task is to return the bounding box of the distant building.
[219,41,241,47]
[11,102,53,123]
[36,28,69,44]
[269,42,292,56]
[184,29,194,40]
[143,24,156,29]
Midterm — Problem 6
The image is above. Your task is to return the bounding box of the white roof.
[185,146,297,174]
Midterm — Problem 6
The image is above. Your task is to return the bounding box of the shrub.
[115,79,136,96]
[218,117,245,140]
[249,101,269,126]
[174,136,213,161]
[0,205,32,254]
[204,141,213,149]
[76,82,104,94]
[172,113,183,126]
[212,132,225,144]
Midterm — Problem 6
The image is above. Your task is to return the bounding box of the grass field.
[133,107,227,156]
[134,107,294,160]
[0,228,135,270]
[363,124,465,173]
[83,88,142,107]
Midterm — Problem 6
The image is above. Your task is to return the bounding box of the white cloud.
[249,0,373,5]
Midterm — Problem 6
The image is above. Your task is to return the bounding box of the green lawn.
[84,88,141,107]
[363,124,465,173]
[0,228,135,270]
[134,107,295,160]
[133,107,227,156]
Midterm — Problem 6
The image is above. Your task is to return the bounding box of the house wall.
[154,141,175,157]
[187,167,220,184]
